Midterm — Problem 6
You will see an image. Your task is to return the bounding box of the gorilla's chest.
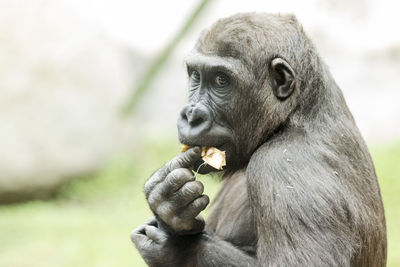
[206,170,257,255]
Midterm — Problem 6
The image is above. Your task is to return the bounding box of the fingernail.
[191,146,201,153]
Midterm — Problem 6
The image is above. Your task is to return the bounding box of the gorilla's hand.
[131,217,177,267]
[144,147,210,235]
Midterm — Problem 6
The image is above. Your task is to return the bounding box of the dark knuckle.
[165,161,172,170]
[156,202,171,217]
[171,216,181,227]
[155,203,164,216]
[188,181,203,195]
[178,168,194,180]
[183,182,196,195]
[182,153,191,163]
[169,169,182,181]
[147,193,157,206]
[182,168,195,178]
[171,157,182,167]
[175,168,186,176]
[166,171,183,188]
[177,157,186,167]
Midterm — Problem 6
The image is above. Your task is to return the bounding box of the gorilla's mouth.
[193,159,217,174]
[192,142,230,175]
[177,114,235,174]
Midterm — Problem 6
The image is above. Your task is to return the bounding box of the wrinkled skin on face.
[177,48,298,174]
[177,54,241,174]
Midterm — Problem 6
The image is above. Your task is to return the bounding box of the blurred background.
[0,0,399,266]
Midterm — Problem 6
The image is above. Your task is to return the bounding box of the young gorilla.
[131,13,387,266]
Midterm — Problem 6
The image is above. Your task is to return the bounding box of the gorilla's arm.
[246,138,356,266]
[132,219,257,267]
[136,225,258,266]
[186,231,257,266]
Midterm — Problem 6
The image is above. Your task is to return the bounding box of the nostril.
[189,117,204,127]
[187,108,207,128]
[180,106,190,121]
[181,113,188,121]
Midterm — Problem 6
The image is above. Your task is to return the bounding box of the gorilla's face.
[177,53,239,174]
[177,25,298,174]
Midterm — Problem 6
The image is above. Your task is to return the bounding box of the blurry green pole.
[122,0,213,115]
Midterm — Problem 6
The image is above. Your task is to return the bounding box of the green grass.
[373,143,400,265]
[0,139,399,266]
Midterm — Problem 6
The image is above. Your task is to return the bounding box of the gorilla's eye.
[190,70,201,83]
[215,73,229,87]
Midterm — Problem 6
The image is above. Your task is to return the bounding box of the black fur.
[131,13,386,267]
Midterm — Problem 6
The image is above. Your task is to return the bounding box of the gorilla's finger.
[130,217,157,238]
[162,168,195,194]
[148,169,195,206]
[179,215,206,235]
[130,228,147,245]
[144,171,165,199]
[180,195,210,219]
[144,225,168,244]
[146,216,158,227]
[144,147,200,196]
[173,181,204,205]
[164,146,201,174]
[132,224,146,235]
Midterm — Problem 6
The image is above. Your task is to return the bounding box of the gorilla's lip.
[182,142,229,155]
[177,121,233,149]
[189,142,227,150]
[179,137,230,149]
[213,142,230,153]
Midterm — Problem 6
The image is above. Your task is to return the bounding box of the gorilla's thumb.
[166,146,201,173]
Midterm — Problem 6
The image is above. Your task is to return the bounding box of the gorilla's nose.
[178,103,212,140]
[185,104,208,127]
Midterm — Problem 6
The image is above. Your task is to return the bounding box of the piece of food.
[180,144,191,153]
[201,147,226,170]
[181,145,226,170]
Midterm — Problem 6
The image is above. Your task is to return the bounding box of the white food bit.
[201,147,226,170]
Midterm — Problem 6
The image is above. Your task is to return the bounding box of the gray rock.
[0,1,139,202]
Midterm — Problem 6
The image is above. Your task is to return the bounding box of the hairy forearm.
[183,231,257,267]
[150,217,257,266]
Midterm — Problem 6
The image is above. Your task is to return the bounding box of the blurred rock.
[0,1,141,203]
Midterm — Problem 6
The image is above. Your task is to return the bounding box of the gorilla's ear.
[270,58,296,100]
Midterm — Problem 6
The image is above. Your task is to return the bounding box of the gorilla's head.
[177,13,317,174]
